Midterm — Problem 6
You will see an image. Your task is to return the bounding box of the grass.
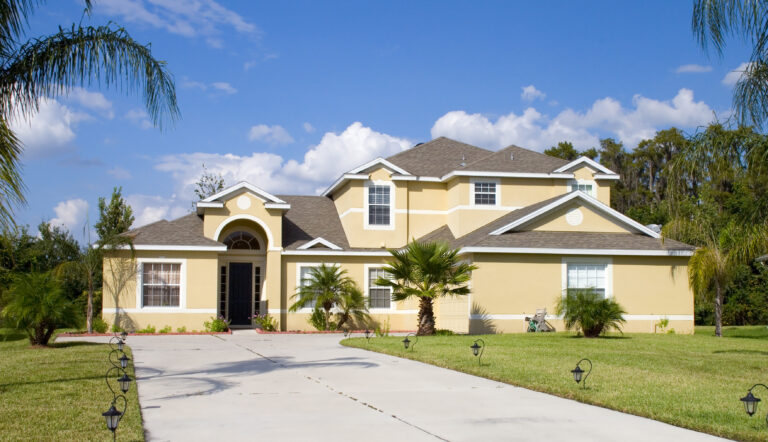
[0,328,143,441]
[342,326,768,441]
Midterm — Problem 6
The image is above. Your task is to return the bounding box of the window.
[570,180,595,197]
[368,267,391,309]
[253,266,262,315]
[142,263,181,307]
[368,185,391,226]
[472,180,498,205]
[566,262,607,298]
[298,266,317,309]
[219,265,227,316]
[223,231,260,250]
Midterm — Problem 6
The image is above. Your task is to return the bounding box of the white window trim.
[561,257,613,299]
[364,180,395,230]
[136,257,187,311]
[220,225,266,253]
[295,262,340,313]
[568,179,597,198]
[363,263,395,312]
[470,178,501,207]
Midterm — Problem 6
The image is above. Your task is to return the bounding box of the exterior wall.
[527,201,630,233]
[102,250,219,331]
[467,253,693,334]
[572,166,611,205]
[279,255,419,332]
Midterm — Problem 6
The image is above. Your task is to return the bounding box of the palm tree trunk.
[86,276,94,334]
[324,307,332,331]
[714,282,723,337]
[417,297,435,336]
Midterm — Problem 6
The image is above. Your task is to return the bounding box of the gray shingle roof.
[279,195,350,250]
[459,145,569,173]
[386,137,492,177]
[123,213,223,247]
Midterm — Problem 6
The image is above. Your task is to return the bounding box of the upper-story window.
[569,180,596,197]
[368,184,391,226]
[472,180,498,205]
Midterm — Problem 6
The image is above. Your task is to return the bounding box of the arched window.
[223,231,260,250]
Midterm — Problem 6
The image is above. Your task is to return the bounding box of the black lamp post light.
[470,339,485,365]
[740,383,768,428]
[364,329,372,342]
[103,332,132,440]
[571,358,592,389]
[402,333,418,351]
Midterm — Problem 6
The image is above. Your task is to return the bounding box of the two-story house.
[103,137,695,333]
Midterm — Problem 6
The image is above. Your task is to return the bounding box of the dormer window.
[569,180,596,197]
[365,182,393,229]
[471,179,499,206]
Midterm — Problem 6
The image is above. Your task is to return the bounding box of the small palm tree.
[289,264,353,331]
[334,286,370,330]
[378,240,476,336]
[555,289,626,338]
[1,271,80,345]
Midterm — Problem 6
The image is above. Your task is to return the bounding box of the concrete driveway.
[61,331,724,442]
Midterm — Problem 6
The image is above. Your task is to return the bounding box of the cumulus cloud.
[11,98,89,158]
[125,108,153,129]
[126,194,188,228]
[108,166,132,180]
[50,199,89,233]
[67,88,114,118]
[675,64,712,74]
[95,0,256,47]
[248,124,294,145]
[303,122,315,133]
[723,62,751,86]
[432,89,714,150]
[211,82,237,94]
[521,85,546,102]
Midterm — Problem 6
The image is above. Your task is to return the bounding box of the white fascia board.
[553,157,616,175]
[202,181,287,204]
[594,174,621,180]
[321,173,370,197]
[296,237,343,250]
[441,171,574,181]
[116,244,227,251]
[488,191,661,238]
[282,250,391,256]
[348,157,411,175]
[196,201,224,208]
[459,247,693,257]
[391,175,442,182]
[264,203,291,210]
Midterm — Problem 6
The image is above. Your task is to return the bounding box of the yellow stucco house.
[103,137,695,333]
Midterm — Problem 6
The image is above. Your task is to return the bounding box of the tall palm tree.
[377,240,476,336]
[693,0,768,128]
[0,1,178,227]
[289,263,354,331]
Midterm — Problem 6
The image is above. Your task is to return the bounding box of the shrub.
[309,308,336,331]
[555,289,627,338]
[110,323,124,333]
[159,325,172,334]
[176,326,187,333]
[374,317,391,337]
[252,314,278,331]
[138,324,156,334]
[1,271,80,346]
[92,317,109,333]
[434,329,454,336]
[204,316,230,332]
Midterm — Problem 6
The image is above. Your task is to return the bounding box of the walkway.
[60,332,724,441]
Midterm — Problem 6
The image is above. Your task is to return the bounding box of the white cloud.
[108,166,133,180]
[211,82,237,94]
[50,198,89,233]
[521,85,546,102]
[125,108,153,129]
[67,87,114,118]
[303,122,315,133]
[723,62,751,86]
[11,98,89,158]
[181,78,208,90]
[96,0,256,47]
[675,64,712,74]
[126,194,188,228]
[248,124,294,145]
[432,89,714,150]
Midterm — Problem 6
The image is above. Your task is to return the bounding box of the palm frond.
[0,118,23,229]
[0,23,179,128]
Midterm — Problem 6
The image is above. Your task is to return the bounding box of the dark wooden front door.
[228,263,252,326]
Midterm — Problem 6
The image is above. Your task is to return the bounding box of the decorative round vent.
[236,195,251,210]
[566,208,584,226]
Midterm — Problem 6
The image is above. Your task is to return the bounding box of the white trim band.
[103,308,217,314]
[118,245,227,251]
[469,314,694,321]
[459,247,693,256]
[282,250,391,256]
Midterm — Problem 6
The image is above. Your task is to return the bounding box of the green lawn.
[343,326,768,441]
[0,329,143,441]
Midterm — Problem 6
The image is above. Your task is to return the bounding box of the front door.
[228,263,252,326]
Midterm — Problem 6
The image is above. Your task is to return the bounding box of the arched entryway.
[215,220,268,327]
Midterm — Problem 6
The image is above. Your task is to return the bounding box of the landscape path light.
[402,333,418,351]
[102,394,126,441]
[470,339,485,365]
[740,383,768,428]
[364,329,371,342]
[571,358,592,389]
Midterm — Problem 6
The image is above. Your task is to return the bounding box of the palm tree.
[555,289,626,338]
[377,240,476,336]
[693,0,768,128]
[289,263,354,331]
[0,1,178,227]
[334,286,370,330]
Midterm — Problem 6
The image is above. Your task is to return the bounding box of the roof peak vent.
[459,154,466,167]
[510,153,514,160]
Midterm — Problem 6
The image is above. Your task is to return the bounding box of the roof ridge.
[385,137,491,162]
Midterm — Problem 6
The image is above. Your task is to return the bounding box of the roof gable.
[201,182,288,205]
[553,157,617,175]
[348,157,410,175]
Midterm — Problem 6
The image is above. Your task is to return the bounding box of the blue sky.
[17,1,750,241]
